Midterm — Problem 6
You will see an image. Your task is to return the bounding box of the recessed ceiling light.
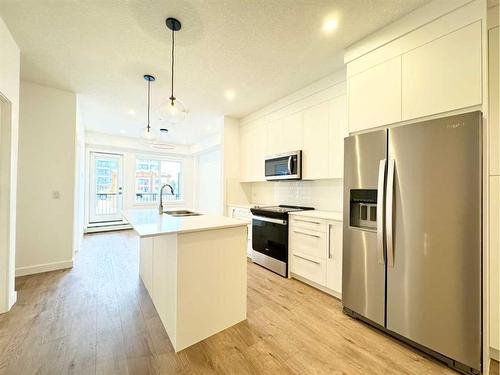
[322,18,338,33]
[225,90,236,101]
[119,129,127,135]
[128,109,136,115]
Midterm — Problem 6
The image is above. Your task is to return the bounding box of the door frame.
[88,151,124,224]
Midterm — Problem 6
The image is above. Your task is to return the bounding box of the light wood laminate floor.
[0,231,492,374]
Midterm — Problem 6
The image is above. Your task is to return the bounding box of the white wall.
[222,116,252,211]
[195,148,222,214]
[16,81,76,276]
[73,99,86,252]
[0,16,20,312]
[250,179,343,211]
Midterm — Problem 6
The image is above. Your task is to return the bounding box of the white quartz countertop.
[227,203,268,209]
[289,210,343,221]
[122,209,247,237]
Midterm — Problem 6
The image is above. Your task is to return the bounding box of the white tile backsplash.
[250,179,343,211]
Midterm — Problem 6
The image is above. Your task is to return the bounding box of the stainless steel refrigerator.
[342,111,482,375]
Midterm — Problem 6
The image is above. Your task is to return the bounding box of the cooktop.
[250,205,314,219]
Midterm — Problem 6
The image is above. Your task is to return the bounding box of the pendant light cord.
[147,78,151,132]
[170,27,175,105]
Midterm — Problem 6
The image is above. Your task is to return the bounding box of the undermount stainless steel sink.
[164,210,202,217]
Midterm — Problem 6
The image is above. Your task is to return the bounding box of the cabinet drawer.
[290,216,326,232]
[290,227,327,259]
[291,252,326,286]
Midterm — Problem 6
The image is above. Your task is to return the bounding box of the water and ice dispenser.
[349,189,378,230]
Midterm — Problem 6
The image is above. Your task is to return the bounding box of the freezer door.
[343,130,387,326]
[386,111,481,370]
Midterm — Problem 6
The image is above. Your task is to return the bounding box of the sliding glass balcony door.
[89,152,123,223]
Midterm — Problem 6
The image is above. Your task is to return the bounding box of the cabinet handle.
[328,223,333,259]
[293,230,320,238]
[293,253,320,264]
[293,219,320,224]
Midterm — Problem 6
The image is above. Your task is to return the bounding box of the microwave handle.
[288,155,293,174]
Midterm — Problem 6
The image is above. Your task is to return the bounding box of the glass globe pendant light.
[158,17,187,125]
[141,74,159,141]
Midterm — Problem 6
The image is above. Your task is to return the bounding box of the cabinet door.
[326,221,343,295]
[489,26,499,175]
[266,118,283,155]
[240,123,267,181]
[282,112,303,153]
[303,102,330,180]
[139,237,153,294]
[240,127,251,181]
[329,95,348,178]
[348,56,402,132]
[402,21,482,120]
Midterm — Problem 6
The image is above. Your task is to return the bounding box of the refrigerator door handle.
[376,159,386,265]
[386,159,395,268]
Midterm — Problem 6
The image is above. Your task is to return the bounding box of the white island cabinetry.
[123,209,247,352]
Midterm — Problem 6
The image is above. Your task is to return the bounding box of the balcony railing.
[95,193,118,216]
[135,192,181,204]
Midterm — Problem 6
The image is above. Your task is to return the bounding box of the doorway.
[88,152,124,224]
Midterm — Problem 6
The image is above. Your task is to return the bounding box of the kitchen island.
[122,209,248,352]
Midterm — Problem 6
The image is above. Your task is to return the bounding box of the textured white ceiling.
[0,0,430,145]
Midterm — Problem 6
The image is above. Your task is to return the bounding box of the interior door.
[89,152,124,223]
[386,112,481,370]
[342,130,387,326]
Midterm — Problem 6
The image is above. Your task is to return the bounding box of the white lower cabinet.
[326,221,343,294]
[139,237,153,294]
[291,253,327,286]
[289,214,342,297]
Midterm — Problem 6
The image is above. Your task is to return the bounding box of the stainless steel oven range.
[250,205,313,277]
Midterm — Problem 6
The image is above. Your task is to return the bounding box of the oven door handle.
[253,215,287,225]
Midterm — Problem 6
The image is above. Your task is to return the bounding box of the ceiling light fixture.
[158,17,187,125]
[142,74,159,141]
[225,90,236,101]
[128,109,136,115]
[322,18,338,33]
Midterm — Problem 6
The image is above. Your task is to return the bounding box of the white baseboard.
[290,272,342,300]
[9,291,17,309]
[85,224,132,233]
[15,260,73,277]
[491,347,499,361]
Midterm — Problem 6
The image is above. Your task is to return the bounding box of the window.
[135,158,182,203]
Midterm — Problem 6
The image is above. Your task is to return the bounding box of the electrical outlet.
[52,191,60,199]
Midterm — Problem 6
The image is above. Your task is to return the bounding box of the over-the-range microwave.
[264,150,302,181]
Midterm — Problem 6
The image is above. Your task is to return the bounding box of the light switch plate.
[52,191,60,199]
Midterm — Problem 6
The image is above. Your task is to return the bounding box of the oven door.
[265,151,301,180]
[251,216,288,276]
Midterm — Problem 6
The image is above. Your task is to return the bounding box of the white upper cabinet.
[329,95,348,178]
[348,56,402,133]
[302,101,330,180]
[402,21,482,120]
[266,112,303,156]
[266,118,284,155]
[240,122,267,182]
[239,75,347,181]
[281,112,303,153]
